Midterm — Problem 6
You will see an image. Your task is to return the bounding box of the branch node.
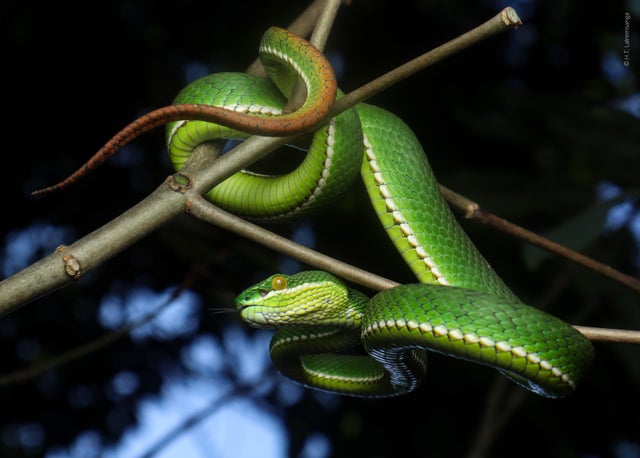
[501,7,523,28]
[439,185,479,219]
[56,246,82,279]
[168,173,193,194]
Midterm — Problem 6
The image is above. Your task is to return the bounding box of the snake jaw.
[236,291,328,329]
[235,287,273,328]
[237,305,271,328]
[234,282,302,328]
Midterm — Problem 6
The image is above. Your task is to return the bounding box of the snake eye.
[271,275,287,291]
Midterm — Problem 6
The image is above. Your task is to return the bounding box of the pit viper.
[34,27,594,398]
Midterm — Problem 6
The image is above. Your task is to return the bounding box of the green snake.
[35,27,594,398]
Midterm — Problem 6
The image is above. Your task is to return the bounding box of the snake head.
[235,271,362,329]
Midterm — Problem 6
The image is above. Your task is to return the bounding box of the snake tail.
[32,27,337,196]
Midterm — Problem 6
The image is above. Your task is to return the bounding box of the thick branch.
[0,5,520,313]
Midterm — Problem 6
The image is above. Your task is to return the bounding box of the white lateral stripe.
[259,45,312,95]
[271,329,338,351]
[364,136,449,285]
[362,320,574,387]
[301,361,384,384]
[291,119,336,214]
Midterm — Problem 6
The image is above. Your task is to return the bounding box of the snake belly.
[163,28,594,398]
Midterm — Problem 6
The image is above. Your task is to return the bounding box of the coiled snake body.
[37,27,594,398]
[231,94,594,397]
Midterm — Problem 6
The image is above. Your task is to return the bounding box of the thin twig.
[245,0,329,76]
[135,384,261,458]
[285,0,342,113]
[332,7,522,116]
[187,197,640,344]
[572,326,640,343]
[466,381,527,458]
[439,185,640,293]
[307,0,342,51]
[187,196,398,292]
[0,268,197,387]
[466,273,577,458]
[465,377,512,458]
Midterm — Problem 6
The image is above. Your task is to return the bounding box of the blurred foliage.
[1,0,639,457]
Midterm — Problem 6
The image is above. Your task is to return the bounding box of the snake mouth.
[235,294,257,310]
[236,304,255,316]
[237,304,272,327]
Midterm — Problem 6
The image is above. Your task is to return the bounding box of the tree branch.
[187,197,640,344]
[439,185,640,293]
[0,269,197,387]
[0,5,522,315]
[7,4,636,345]
[333,7,522,114]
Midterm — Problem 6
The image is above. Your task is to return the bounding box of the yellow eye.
[271,275,287,291]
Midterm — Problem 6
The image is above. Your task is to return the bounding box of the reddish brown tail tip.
[31,185,59,197]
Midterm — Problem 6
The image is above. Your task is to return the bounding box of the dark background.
[1,1,640,457]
